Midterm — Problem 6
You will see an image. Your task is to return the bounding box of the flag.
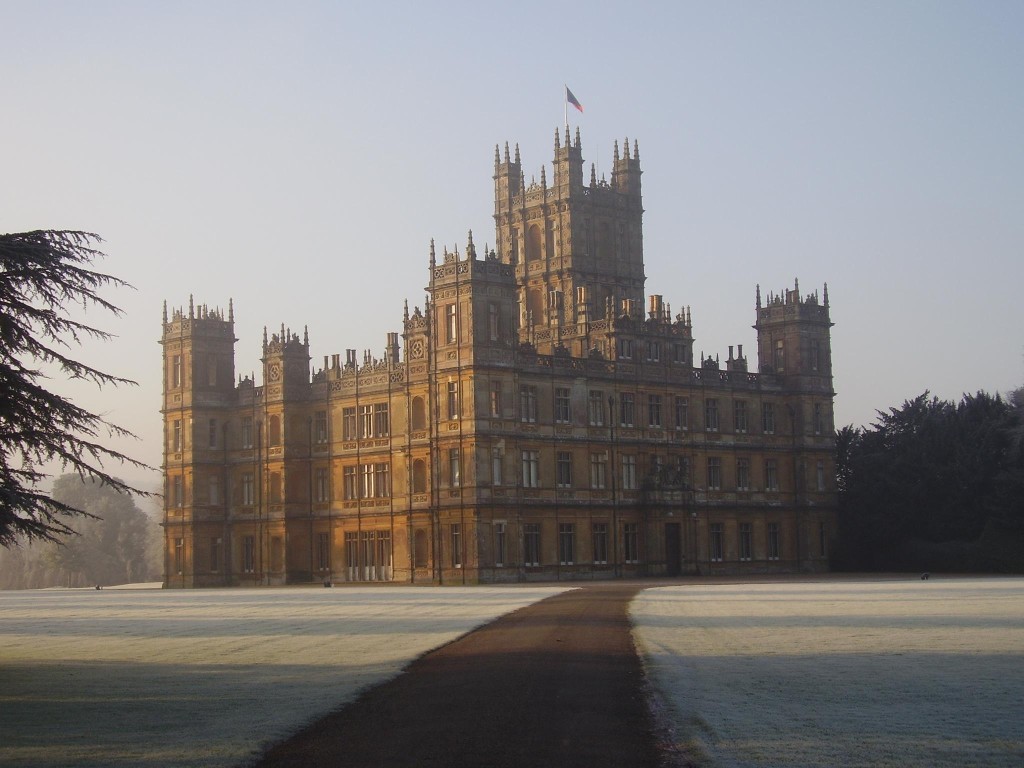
[565,85,584,113]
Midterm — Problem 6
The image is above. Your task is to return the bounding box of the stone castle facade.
[161,127,837,586]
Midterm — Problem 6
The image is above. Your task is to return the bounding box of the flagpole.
[564,85,568,129]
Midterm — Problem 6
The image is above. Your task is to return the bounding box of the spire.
[403,299,409,323]
[633,139,639,162]
[554,127,560,151]
[303,325,309,347]
[613,140,620,162]
[756,284,762,310]
[823,282,829,307]
[504,141,510,163]
[494,144,500,167]
[162,300,167,324]
[467,229,475,259]
[564,124,571,147]
[228,297,234,323]
[575,126,581,147]
[540,165,546,187]
[514,143,520,164]
[429,238,436,268]
[624,138,631,160]
[189,294,194,319]
[262,326,268,351]
[590,162,597,186]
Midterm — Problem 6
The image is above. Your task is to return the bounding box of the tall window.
[707,457,721,490]
[241,416,254,448]
[556,451,573,488]
[171,354,182,388]
[588,390,605,426]
[619,393,635,426]
[592,523,609,564]
[624,523,639,564]
[621,454,637,490]
[739,522,752,561]
[490,381,502,417]
[242,535,255,573]
[209,537,220,572]
[762,403,775,434]
[767,522,780,560]
[374,463,390,497]
[524,523,540,566]
[705,399,719,431]
[675,397,689,430]
[813,403,824,435]
[315,467,329,502]
[819,522,828,557]
[492,448,503,486]
[710,523,724,562]
[488,302,500,341]
[447,382,459,420]
[816,460,826,491]
[315,410,328,443]
[359,404,373,438]
[736,458,750,490]
[342,407,357,440]
[445,304,457,343]
[734,400,748,433]
[451,524,462,568]
[209,475,220,506]
[172,475,183,507]
[811,339,822,372]
[617,338,634,359]
[521,449,540,488]
[343,466,357,499]
[449,449,461,487]
[765,459,779,491]
[648,394,662,428]
[645,340,661,362]
[672,342,688,364]
[554,387,571,423]
[558,523,575,565]
[494,522,506,567]
[208,418,217,449]
[172,419,182,452]
[590,453,608,489]
[374,403,390,436]
[774,340,785,372]
[361,464,374,498]
[241,473,254,505]
[520,385,537,423]
[317,532,330,571]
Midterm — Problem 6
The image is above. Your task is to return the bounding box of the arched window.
[411,397,426,430]
[269,415,281,446]
[270,472,282,503]
[545,220,555,259]
[526,223,543,262]
[527,288,544,325]
[413,528,429,568]
[413,459,427,493]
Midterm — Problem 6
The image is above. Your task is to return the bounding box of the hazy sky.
[3,1,1022,491]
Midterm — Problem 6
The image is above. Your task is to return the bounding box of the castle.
[161,127,837,586]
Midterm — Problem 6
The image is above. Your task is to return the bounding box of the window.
[648,394,662,428]
[374,463,390,497]
[449,449,461,487]
[819,521,828,557]
[739,522,752,561]
[765,459,779,491]
[360,464,374,498]
[209,537,220,572]
[675,397,688,430]
[592,523,609,564]
[814,403,824,435]
[209,475,219,506]
[734,401,748,433]
[241,416,254,448]
[315,467,329,502]
[451,524,462,568]
[342,407,357,440]
[767,522,780,560]
[207,357,217,386]
[554,387,571,423]
[447,382,459,420]
[522,449,540,488]
[556,451,573,488]
[359,404,373,438]
[172,420,182,452]
[243,535,256,573]
[488,302,500,341]
[172,475,184,507]
[413,459,427,494]
[411,397,426,430]
[706,457,721,490]
[268,415,281,446]
[588,390,605,426]
[774,340,785,372]
[492,447,503,486]
[558,523,575,565]
[619,392,635,426]
[174,537,184,574]
[241,472,254,505]
[710,522,724,562]
[170,354,183,388]
[374,403,390,437]
[762,403,775,434]
[736,458,750,490]
[208,418,217,449]
[590,453,608,489]
[317,532,330,571]
[495,522,506,567]
[624,523,639,564]
[524,523,540,566]
[520,385,537,423]
[315,411,328,443]
[672,342,688,364]
[674,455,691,488]
[617,338,634,359]
[816,460,826,491]
[342,466,357,499]
[445,304,457,343]
[490,381,502,417]
[645,340,661,362]
[811,339,822,372]
[621,454,637,490]
[705,399,719,431]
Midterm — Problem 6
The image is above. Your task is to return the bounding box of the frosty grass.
[632,578,1024,768]
[0,585,568,767]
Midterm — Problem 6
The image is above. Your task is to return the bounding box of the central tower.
[493,128,645,354]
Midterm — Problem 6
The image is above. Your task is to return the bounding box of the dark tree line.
[835,389,1024,572]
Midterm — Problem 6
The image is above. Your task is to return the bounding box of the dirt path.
[252,583,677,768]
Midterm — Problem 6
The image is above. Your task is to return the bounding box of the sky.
[2,1,1022,492]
